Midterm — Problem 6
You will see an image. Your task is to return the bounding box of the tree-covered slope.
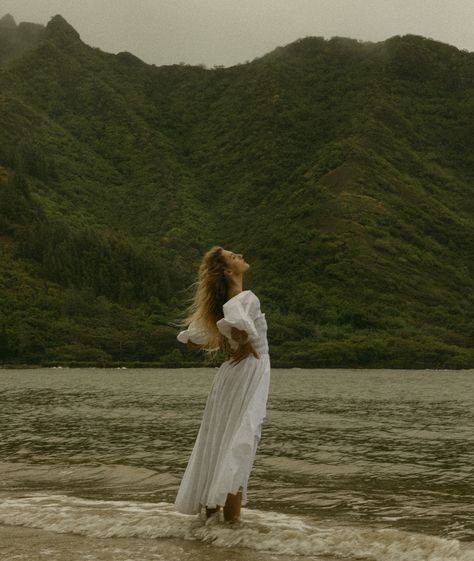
[0,14,473,368]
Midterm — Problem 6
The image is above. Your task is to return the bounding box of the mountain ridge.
[44,14,81,43]
[0,14,473,368]
[0,13,45,64]
[0,14,17,29]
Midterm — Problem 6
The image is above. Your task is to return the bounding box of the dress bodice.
[177,290,268,355]
[252,312,269,355]
[218,290,268,355]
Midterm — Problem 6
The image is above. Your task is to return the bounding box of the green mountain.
[0,14,473,368]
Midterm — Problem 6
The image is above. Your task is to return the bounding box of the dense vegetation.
[0,13,473,368]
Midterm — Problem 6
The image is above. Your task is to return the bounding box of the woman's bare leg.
[205,505,220,518]
[223,491,242,522]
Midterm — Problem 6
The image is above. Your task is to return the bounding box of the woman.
[174,246,270,523]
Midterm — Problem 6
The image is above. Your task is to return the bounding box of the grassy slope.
[0,19,473,367]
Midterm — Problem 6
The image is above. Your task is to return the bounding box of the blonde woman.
[174,246,270,523]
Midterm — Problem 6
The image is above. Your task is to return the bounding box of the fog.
[3,0,473,67]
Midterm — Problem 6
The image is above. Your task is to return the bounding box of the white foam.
[0,494,472,561]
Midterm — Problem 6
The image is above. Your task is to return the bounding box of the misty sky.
[3,0,474,67]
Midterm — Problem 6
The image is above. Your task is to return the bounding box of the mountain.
[0,14,473,368]
[0,14,17,29]
[0,13,44,65]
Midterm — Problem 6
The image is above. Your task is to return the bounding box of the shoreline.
[1,363,473,371]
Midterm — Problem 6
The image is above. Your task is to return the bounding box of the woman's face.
[222,249,249,275]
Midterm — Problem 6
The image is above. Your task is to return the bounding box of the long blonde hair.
[182,245,231,352]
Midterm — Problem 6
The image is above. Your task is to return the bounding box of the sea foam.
[0,493,473,560]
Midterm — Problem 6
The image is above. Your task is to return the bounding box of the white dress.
[174,290,270,514]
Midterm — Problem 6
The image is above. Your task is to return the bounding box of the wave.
[0,493,472,560]
[0,461,178,489]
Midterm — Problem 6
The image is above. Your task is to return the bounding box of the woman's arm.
[230,326,249,344]
[229,327,259,365]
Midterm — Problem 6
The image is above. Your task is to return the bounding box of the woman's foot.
[205,505,220,519]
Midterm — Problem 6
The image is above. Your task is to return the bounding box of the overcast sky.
[3,0,473,67]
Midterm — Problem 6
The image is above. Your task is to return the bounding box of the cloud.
[2,0,473,67]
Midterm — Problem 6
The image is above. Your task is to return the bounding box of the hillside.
[0,14,473,368]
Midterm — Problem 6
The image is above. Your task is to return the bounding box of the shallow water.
[0,367,473,561]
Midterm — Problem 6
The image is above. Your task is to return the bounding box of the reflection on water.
[0,367,473,544]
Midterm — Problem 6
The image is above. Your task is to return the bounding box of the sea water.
[0,367,473,561]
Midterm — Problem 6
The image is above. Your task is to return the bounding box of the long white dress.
[174,290,270,514]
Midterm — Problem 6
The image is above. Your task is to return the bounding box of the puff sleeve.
[216,294,258,344]
[177,320,209,346]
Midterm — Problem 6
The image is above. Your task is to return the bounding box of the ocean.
[0,367,473,561]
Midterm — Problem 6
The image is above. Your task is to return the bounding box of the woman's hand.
[230,327,249,345]
[186,340,203,351]
[229,340,259,365]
